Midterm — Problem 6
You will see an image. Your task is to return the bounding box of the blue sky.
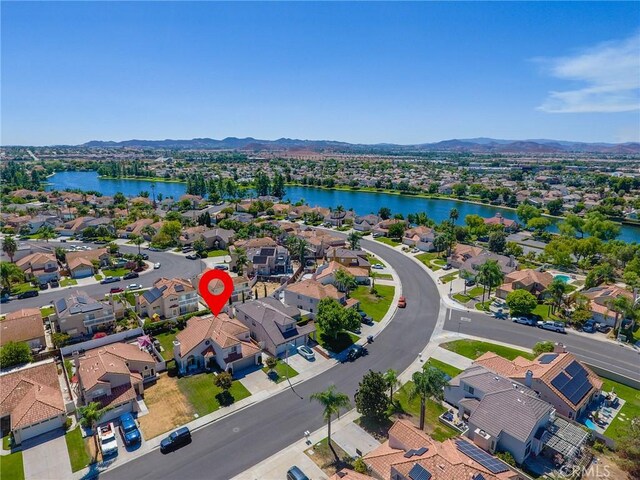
[2,1,639,145]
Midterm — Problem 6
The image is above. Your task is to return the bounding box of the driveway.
[21,428,72,480]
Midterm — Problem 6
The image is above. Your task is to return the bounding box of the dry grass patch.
[139,373,194,439]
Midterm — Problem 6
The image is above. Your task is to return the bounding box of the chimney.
[172,340,181,362]
[72,351,84,401]
[525,370,533,387]
[553,342,566,353]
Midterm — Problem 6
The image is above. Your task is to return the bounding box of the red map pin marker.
[199,269,234,316]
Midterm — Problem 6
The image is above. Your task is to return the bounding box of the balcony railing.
[83,315,116,327]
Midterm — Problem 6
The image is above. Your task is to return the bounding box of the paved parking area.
[287,350,331,374]
[332,422,380,458]
[22,428,72,480]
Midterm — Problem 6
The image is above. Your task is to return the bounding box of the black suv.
[160,427,191,453]
[18,290,39,299]
[123,272,139,280]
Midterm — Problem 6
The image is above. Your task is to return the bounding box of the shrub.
[0,341,32,368]
[353,457,368,474]
[496,451,516,467]
[52,332,71,348]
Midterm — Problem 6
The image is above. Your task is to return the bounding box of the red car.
[398,296,407,308]
[110,287,124,294]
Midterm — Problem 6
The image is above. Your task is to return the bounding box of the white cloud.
[536,34,640,113]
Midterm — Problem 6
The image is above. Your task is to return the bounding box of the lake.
[47,171,639,243]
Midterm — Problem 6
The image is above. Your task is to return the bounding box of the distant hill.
[79,136,640,154]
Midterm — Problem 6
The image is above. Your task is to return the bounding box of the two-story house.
[496,269,554,300]
[136,277,199,320]
[1,308,46,350]
[483,213,519,232]
[353,214,381,233]
[582,285,635,327]
[401,226,436,251]
[66,248,110,279]
[245,246,291,276]
[283,279,357,318]
[172,313,261,375]
[235,298,314,356]
[15,252,60,283]
[54,291,117,337]
[325,248,371,272]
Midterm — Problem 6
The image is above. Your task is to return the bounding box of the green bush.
[0,342,32,368]
[353,457,368,474]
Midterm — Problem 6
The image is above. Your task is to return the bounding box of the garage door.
[19,416,64,441]
[99,403,132,423]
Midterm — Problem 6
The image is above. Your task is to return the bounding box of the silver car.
[297,345,315,360]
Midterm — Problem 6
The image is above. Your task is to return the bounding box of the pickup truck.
[98,422,119,457]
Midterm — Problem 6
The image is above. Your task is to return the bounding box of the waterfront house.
[495,269,553,300]
[402,226,436,251]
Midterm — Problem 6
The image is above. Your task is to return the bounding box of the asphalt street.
[103,238,440,480]
[446,309,640,381]
[1,241,204,313]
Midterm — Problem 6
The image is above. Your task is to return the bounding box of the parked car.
[213,264,228,270]
[119,413,141,446]
[345,345,368,362]
[123,271,139,280]
[186,253,199,260]
[297,345,315,360]
[49,279,59,288]
[397,296,407,308]
[443,264,453,270]
[140,253,149,260]
[582,320,596,333]
[287,466,310,480]
[126,283,142,290]
[595,323,612,334]
[98,422,119,457]
[513,316,535,326]
[17,290,39,299]
[537,320,566,333]
[160,427,191,453]
[411,248,420,253]
[1,294,10,303]
[371,263,384,270]
[39,282,49,290]
[110,287,124,294]
[154,262,161,269]
[465,279,476,287]
[148,246,160,252]
[182,246,193,253]
[100,276,121,285]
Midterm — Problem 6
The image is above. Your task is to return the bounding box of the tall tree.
[0,261,25,295]
[476,260,504,302]
[355,371,389,422]
[383,369,400,406]
[37,225,56,243]
[130,234,144,255]
[334,269,357,296]
[310,385,351,460]
[78,402,108,460]
[449,208,459,225]
[409,367,448,430]
[1,235,17,262]
[234,247,248,275]
[545,278,567,314]
[347,231,362,250]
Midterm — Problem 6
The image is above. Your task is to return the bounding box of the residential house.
[15,252,60,283]
[445,365,553,464]
[297,229,345,258]
[235,298,314,356]
[234,237,278,250]
[66,248,110,279]
[364,419,522,480]
[193,273,253,303]
[119,218,154,238]
[26,214,62,234]
[0,308,46,350]
[324,209,355,227]
[0,361,66,444]
[495,269,554,300]
[54,291,116,336]
[283,279,357,317]
[172,313,261,375]
[242,246,291,276]
[136,277,199,320]
[353,214,381,233]
[474,345,603,420]
[582,285,635,327]
[372,219,406,238]
[448,244,484,269]
[74,342,157,421]
[316,261,370,285]
[448,246,518,277]
[325,248,371,272]
[179,226,235,249]
[402,226,436,251]
[483,213,519,232]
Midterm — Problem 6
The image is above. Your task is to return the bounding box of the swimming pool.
[554,274,571,283]
[583,419,597,430]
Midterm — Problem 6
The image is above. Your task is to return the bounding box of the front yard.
[424,358,462,378]
[177,372,251,416]
[314,321,359,353]
[304,437,352,477]
[65,427,93,472]
[206,249,229,257]
[439,271,458,283]
[452,286,484,304]
[0,450,24,480]
[441,339,534,361]
[531,304,563,322]
[139,372,195,439]
[40,306,55,317]
[350,284,395,322]
[262,360,299,384]
[102,267,131,277]
[375,236,401,247]
[366,253,386,267]
[415,252,445,271]
[60,278,78,287]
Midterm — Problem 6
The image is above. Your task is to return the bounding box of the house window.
[144,366,148,370]
[525,442,531,456]
[464,384,475,395]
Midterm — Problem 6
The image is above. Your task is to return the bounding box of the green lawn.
[440,272,458,283]
[395,382,459,441]
[40,306,55,317]
[375,237,401,247]
[415,252,445,271]
[60,278,78,287]
[602,378,640,442]
[102,267,130,277]
[314,322,359,353]
[0,450,24,480]
[12,282,36,295]
[531,304,563,322]
[65,427,93,473]
[94,274,103,281]
[154,329,179,360]
[433,259,447,266]
[452,286,485,304]
[366,254,385,267]
[207,249,229,257]
[424,358,463,378]
[372,273,393,280]
[177,373,251,416]
[475,300,492,312]
[262,360,299,384]
[351,284,395,322]
[441,339,534,361]
[2,434,11,450]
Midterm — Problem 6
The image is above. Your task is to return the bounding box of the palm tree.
[130,234,144,255]
[141,224,156,241]
[310,385,351,460]
[347,231,362,250]
[0,261,25,295]
[608,296,634,333]
[334,269,357,296]
[37,225,56,243]
[449,208,459,225]
[78,402,107,460]
[545,278,567,314]
[2,235,17,263]
[234,247,248,275]
[409,367,448,430]
[477,260,504,302]
[384,369,400,406]
[55,247,67,264]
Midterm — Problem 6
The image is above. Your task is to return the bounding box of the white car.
[297,345,315,360]
[513,316,535,326]
[154,262,161,269]
[126,283,142,290]
[98,422,119,457]
[371,263,384,270]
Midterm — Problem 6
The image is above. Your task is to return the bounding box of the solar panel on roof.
[404,449,416,458]
[408,463,432,480]
[473,475,486,480]
[455,440,510,474]
[568,381,592,404]
[415,447,428,455]
[175,285,184,292]
[551,372,570,390]
[55,298,67,312]
[565,361,584,377]
[539,353,558,364]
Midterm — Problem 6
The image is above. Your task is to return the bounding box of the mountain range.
[79,137,640,154]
